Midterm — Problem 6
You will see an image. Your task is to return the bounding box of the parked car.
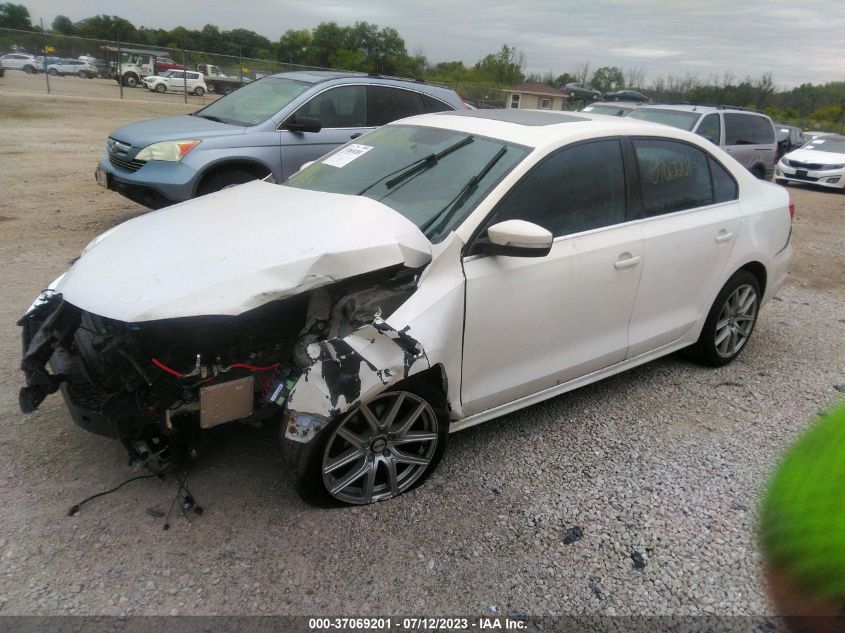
[143,69,207,96]
[0,53,41,73]
[562,82,601,100]
[603,90,648,103]
[46,59,98,78]
[22,109,793,505]
[801,131,836,145]
[96,71,466,208]
[627,105,777,179]
[774,124,804,160]
[580,101,639,116]
[776,134,845,191]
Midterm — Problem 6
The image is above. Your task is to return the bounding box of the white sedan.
[18,110,793,505]
[143,69,207,96]
[776,135,845,190]
[46,59,98,78]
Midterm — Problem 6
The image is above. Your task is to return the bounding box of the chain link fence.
[0,27,506,108]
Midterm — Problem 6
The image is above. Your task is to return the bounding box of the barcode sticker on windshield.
[323,144,373,168]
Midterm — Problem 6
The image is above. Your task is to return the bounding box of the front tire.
[196,168,258,196]
[283,382,449,506]
[154,83,166,93]
[23,64,35,74]
[123,74,139,88]
[686,270,761,366]
[47,68,58,76]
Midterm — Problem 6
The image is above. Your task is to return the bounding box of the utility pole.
[117,27,123,99]
[40,18,50,94]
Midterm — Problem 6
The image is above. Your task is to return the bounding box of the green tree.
[0,3,32,30]
[473,45,525,86]
[51,15,75,35]
[75,15,138,41]
[277,28,312,66]
[590,66,624,93]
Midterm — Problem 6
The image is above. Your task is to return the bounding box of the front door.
[279,85,371,179]
[460,139,644,415]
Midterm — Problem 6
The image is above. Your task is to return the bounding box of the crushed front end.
[17,269,418,469]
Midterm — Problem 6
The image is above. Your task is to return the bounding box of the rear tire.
[194,86,205,96]
[282,379,449,506]
[685,270,761,367]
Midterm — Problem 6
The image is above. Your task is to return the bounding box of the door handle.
[350,133,363,139]
[614,254,641,269]
[715,230,734,244]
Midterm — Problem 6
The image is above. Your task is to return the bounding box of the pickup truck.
[114,53,185,88]
[196,63,250,95]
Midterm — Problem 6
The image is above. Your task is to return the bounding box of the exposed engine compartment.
[18,264,419,469]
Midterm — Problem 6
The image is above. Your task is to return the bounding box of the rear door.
[626,138,742,357]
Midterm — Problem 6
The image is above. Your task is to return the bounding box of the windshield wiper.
[357,135,474,196]
[420,145,508,237]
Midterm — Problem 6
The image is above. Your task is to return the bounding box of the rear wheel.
[283,382,448,506]
[686,270,761,366]
[194,86,205,96]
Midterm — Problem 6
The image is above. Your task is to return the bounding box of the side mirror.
[477,220,553,258]
[283,116,322,133]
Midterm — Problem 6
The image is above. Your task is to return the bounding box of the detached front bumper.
[776,162,845,190]
[97,154,198,208]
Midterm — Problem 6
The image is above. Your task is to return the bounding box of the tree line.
[1,2,842,130]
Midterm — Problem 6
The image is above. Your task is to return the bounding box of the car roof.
[264,71,461,101]
[391,108,688,148]
[633,104,767,117]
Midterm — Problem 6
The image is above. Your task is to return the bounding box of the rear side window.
[491,139,626,237]
[368,86,426,126]
[748,115,775,144]
[724,113,774,145]
[633,139,713,216]
[422,94,453,113]
[710,157,738,203]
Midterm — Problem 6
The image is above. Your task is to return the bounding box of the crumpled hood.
[110,114,241,146]
[55,180,432,322]
[786,147,845,165]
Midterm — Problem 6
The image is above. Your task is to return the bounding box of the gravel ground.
[0,89,843,617]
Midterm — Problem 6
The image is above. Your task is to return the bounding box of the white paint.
[322,144,374,168]
[54,180,431,322]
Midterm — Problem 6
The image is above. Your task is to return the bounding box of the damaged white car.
[19,110,793,506]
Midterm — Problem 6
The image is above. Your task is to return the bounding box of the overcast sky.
[22,0,845,87]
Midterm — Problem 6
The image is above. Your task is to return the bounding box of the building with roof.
[502,82,568,111]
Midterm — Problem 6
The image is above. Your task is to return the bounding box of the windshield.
[286,125,529,242]
[583,104,631,116]
[801,138,845,154]
[194,77,311,126]
[627,108,700,131]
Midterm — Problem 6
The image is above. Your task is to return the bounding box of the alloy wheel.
[322,391,439,504]
[714,283,758,358]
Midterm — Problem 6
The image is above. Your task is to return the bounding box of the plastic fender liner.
[284,318,429,445]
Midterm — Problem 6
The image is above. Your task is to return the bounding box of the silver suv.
[627,105,777,179]
[96,71,466,208]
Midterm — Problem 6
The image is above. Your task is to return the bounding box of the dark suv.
[96,71,466,208]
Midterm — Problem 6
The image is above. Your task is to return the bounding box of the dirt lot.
[0,85,843,617]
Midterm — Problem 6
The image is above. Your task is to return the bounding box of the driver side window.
[696,113,721,145]
[488,139,627,238]
[294,86,367,128]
